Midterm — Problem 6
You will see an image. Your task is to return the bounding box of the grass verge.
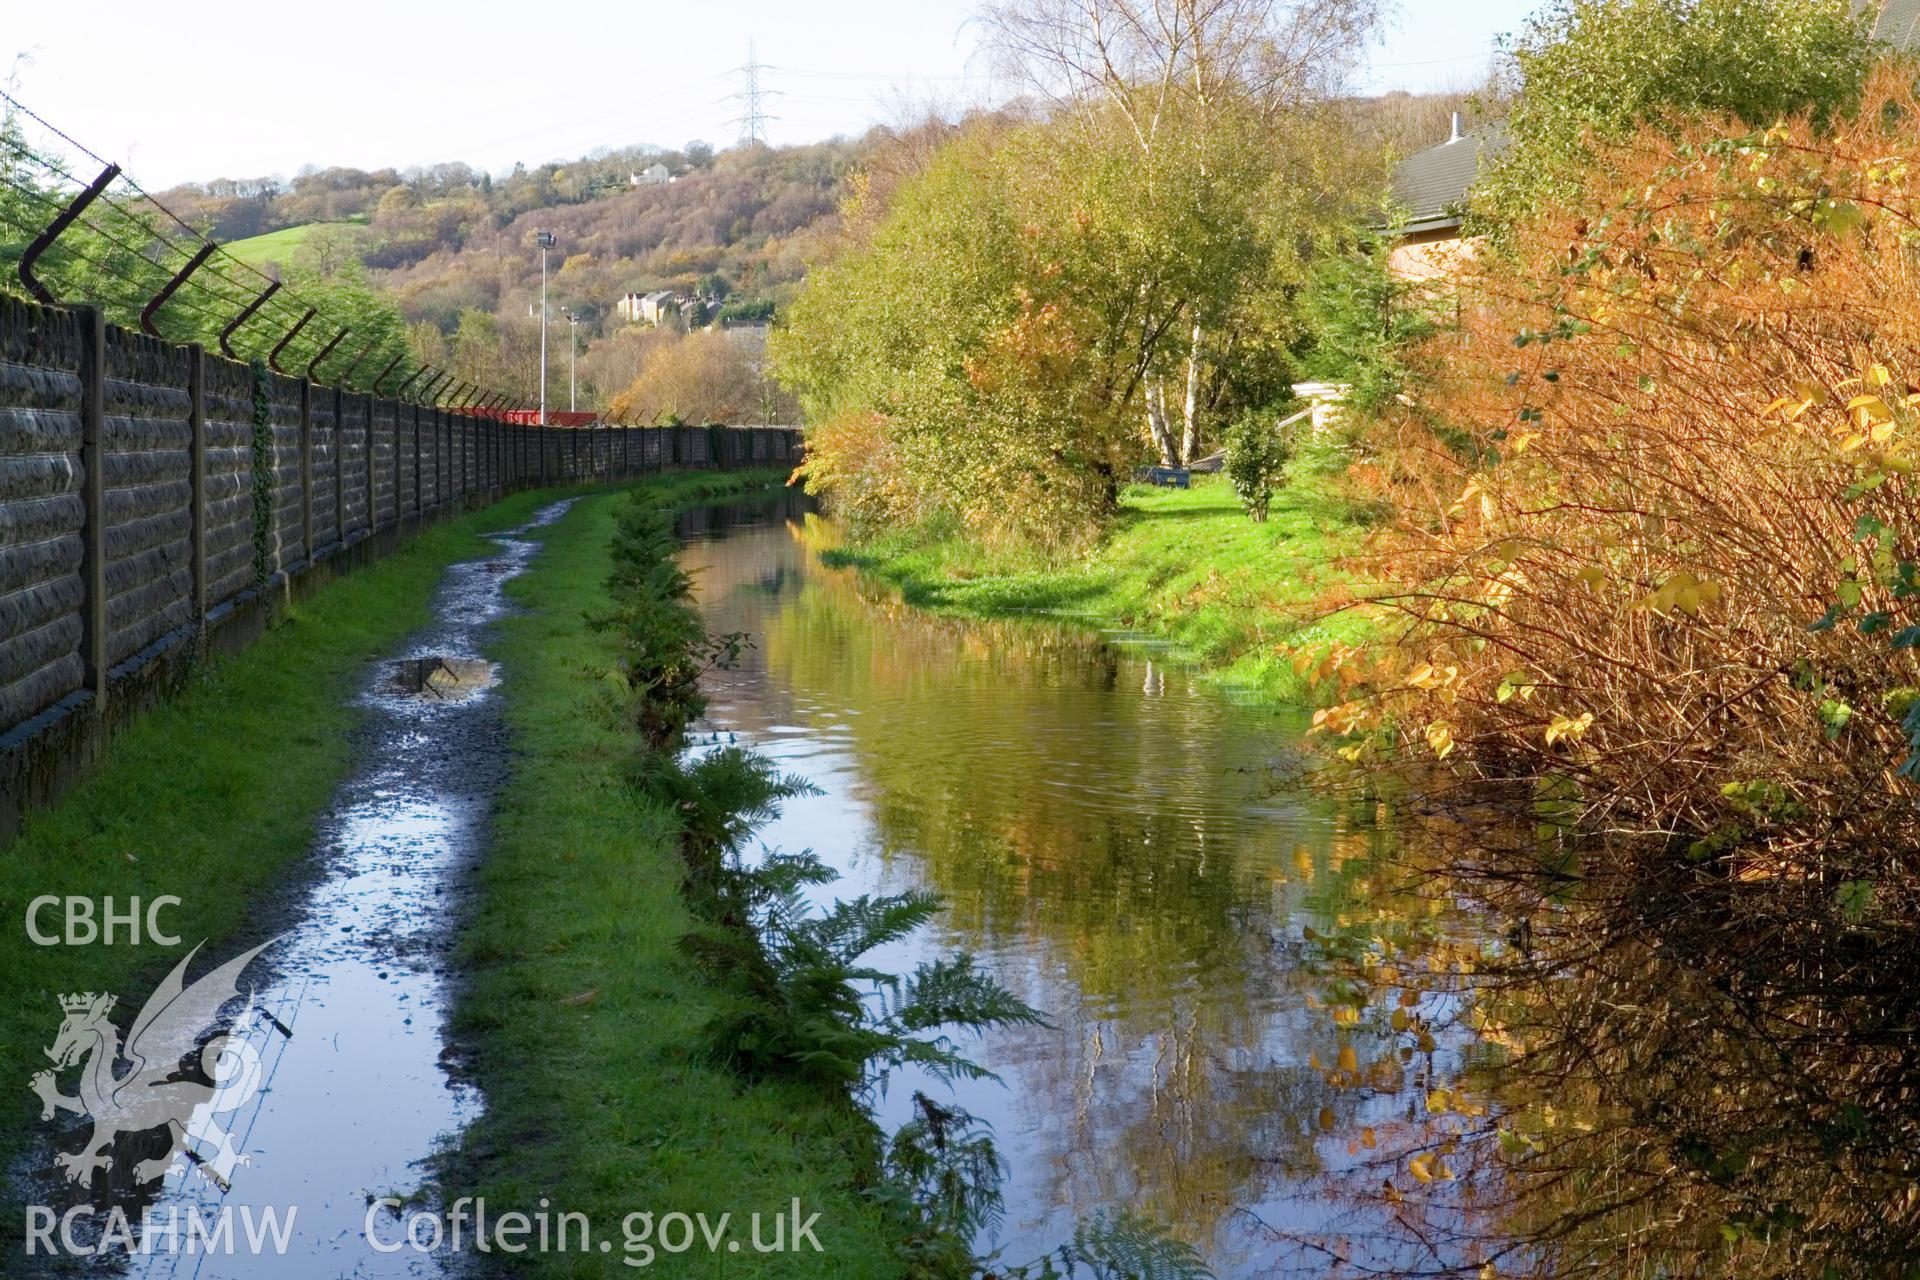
[823,475,1375,703]
[0,474,763,1230]
[441,475,905,1278]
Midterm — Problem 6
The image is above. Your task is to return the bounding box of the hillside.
[169,138,860,323]
[158,136,872,408]
[156,90,1471,415]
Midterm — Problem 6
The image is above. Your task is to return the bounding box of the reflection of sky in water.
[679,500,1473,1277]
[129,502,573,1280]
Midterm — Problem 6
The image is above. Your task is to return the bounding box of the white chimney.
[1447,111,1463,144]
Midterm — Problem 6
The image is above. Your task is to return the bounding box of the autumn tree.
[605,329,794,426]
[980,0,1387,465]
[1475,0,1874,229]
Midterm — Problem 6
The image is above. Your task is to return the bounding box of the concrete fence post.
[188,343,207,635]
[364,393,375,535]
[299,379,314,562]
[392,398,404,524]
[333,385,345,547]
[76,305,107,710]
[412,403,422,518]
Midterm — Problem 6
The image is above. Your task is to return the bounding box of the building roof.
[1876,0,1920,46]
[1389,121,1510,235]
[1386,3,1920,239]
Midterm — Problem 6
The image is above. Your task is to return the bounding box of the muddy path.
[22,499,576,1279]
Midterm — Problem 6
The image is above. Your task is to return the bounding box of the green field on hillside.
[222,218,365,266]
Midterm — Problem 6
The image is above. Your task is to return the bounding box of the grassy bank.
[443,475,905,1278]
[0,480,652,1203]
[0,474,785,1228]
[823,474,1373,703]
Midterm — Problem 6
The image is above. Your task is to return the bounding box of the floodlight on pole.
[535,231,556,425]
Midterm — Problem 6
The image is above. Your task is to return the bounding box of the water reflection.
[678,497,1471,1275]
[1311,812,1920,1280]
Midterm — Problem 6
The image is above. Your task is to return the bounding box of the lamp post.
[535,231,556,425]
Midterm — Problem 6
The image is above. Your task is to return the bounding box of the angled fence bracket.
[371,354,407,395]
[304,328,349,382]
[219,280,281,358]
[139,242,216,337]
[18,163,120,305]
[340,340,380,388]
[267,306,318,374]
[393,366,431,400]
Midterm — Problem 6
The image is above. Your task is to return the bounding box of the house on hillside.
[615,290,679,327]
[1384,0,1920,282]
[629,163,673,186]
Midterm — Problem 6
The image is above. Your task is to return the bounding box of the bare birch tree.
[980,0,1386,465]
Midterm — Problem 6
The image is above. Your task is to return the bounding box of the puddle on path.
[387,658,498,701]
[59,499,579,1280]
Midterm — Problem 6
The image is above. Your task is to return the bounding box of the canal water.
[677,494,1471,1276]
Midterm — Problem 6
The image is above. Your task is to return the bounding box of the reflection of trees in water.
[681,511,1544,1269]
[1293,809,1920,1279]
[758,550,1316,1006]
[704,517,1459,1261]
[1016,1002,1340,1255]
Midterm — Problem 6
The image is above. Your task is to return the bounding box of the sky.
[5,0,1544,190]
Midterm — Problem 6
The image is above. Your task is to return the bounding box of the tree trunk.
[1180,322,1203,465]
[1144,376,1177,467]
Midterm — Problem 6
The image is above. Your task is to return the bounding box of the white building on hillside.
[615,290,679,327]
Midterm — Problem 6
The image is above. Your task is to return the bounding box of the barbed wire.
[0,164,314,359]
[0,87,515,405]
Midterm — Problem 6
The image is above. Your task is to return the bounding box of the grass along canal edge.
[819,475,1377,705]
[0,477,704,1241]
[439,476,915,1277]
